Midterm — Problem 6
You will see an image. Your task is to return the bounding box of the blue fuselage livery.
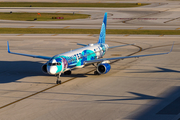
[7,12,173,84]
[47,43,108,75]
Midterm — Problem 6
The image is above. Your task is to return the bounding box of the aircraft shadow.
[128,86,180,120]
[127,67,180,73]
[0,61,88,83]
[96,92,163,101]
[61,74,87,78]
[0,61,49,83]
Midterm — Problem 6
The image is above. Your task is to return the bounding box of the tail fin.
[98,12,107,44]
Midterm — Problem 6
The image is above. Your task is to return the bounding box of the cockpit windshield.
[48,62,61,66]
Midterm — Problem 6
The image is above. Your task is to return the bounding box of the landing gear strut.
[56,73,61,84]
[94,71,100,75]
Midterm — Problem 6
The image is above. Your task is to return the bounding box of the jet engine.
[97,63,111,74]
[42,63,48,73]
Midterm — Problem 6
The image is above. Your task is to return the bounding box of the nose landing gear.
[56,73,61,84]
[56,70,72,84]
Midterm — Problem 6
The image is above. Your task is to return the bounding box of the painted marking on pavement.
[52,34,58,36]
[17,34,23,36]
[137,27,143,30]
[111,54,121,56]
[28,26,34,28]
[63,26,70,29]
[88,34,93,36]
[164,17,180,23]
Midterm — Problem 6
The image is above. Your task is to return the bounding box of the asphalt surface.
[0,35,180,120]
[1,0,180,120]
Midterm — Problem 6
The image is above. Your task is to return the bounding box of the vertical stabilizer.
[98,12,107,44]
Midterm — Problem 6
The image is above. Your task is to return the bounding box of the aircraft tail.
[98,12,107,44]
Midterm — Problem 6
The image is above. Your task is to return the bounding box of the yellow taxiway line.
[137,27,143,30]
[63,26,70,29]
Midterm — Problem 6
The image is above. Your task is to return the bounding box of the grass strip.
[0,28,179,35]
[0,2,149,7]
[0,13,90,21]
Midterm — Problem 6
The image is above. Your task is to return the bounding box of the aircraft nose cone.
[47,66,57,75]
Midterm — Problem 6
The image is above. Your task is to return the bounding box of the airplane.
[7,12,174,84]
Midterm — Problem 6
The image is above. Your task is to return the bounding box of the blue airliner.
[7,12,173,84]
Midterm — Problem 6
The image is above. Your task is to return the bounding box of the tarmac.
[0,0,180,120]
[0,35,180,120]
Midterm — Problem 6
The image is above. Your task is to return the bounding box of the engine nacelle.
[42,63,48,73]
[97,63,111,74]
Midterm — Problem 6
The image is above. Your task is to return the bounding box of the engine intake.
[42,63,48,73]
[97,63,111,74]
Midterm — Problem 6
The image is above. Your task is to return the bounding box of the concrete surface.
[0,34,180,120]
[0,0,180,120]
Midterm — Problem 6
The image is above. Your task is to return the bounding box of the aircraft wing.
[7,41,51,60]
[108,43,135,49]
[84,43,174,65]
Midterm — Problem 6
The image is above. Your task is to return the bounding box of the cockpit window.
[48,62,61,66]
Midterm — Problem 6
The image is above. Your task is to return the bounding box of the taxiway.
[0,35,180,120]
[0,0,180,120]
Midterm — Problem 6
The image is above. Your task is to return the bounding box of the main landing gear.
[64,70,71,75]
[94,71,100,75]
[56,73,61,84]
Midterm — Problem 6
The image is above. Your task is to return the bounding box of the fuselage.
[46,43,109,75]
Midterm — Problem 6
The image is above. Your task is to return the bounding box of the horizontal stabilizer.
[77,43,87,46]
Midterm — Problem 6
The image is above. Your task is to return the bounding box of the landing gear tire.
[94,71,100,75]
[56,80,61,84]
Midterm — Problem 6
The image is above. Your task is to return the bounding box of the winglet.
[7,41,11,53]
[168,42,174,54]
